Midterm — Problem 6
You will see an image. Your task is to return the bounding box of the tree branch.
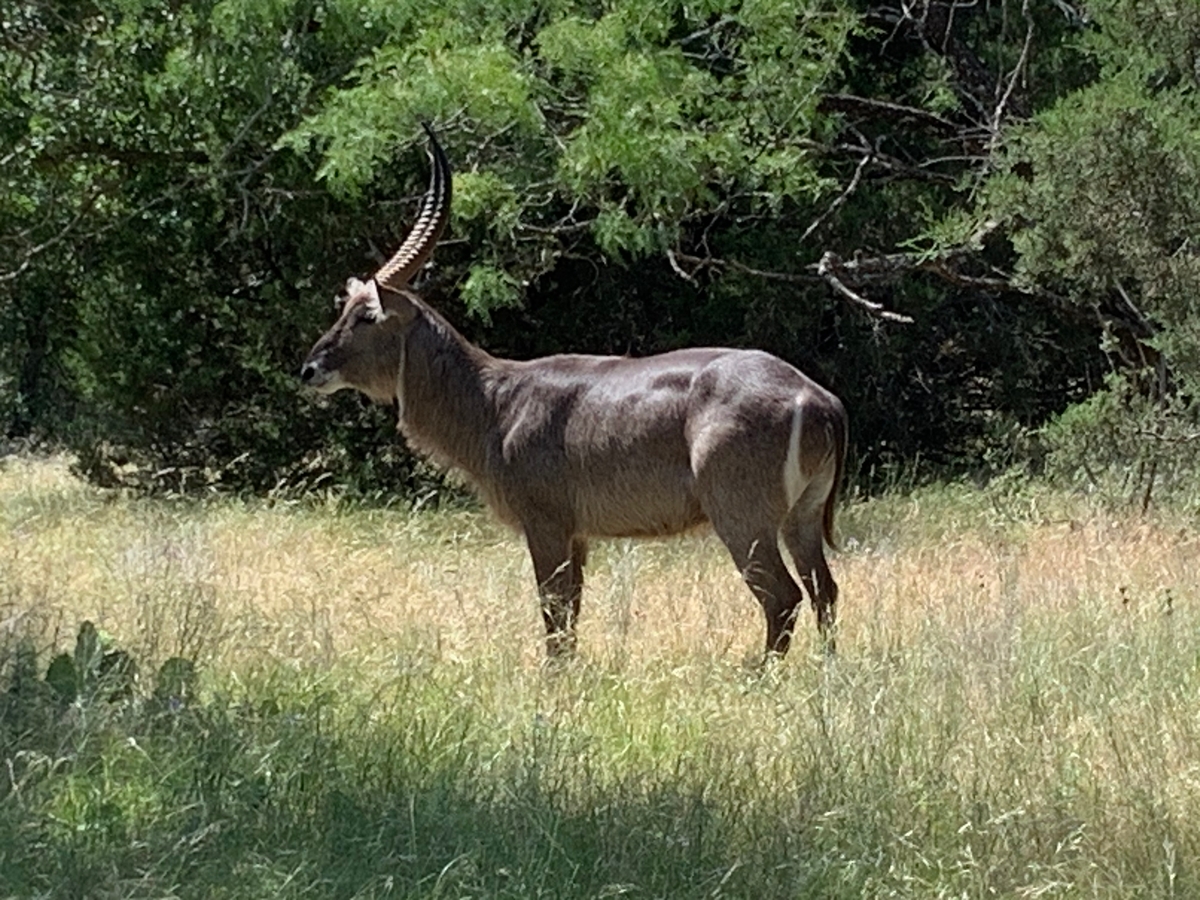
[818,93,961,135]
[799,137,874,244]
[0,199,97,283]
[866,1,1030,125]
[989,0,1035,144]
[816,252,915,323]
[668,250,914,324]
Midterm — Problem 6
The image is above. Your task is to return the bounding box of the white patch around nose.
[305,362,347,394]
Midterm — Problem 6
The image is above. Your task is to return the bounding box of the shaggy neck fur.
[396,299,500,485]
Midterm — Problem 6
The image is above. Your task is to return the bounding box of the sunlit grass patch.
[2,456,1199,898]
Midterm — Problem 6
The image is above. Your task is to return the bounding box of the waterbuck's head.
[299,124,452,404]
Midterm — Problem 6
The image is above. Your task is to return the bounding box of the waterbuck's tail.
[822,403,848,550]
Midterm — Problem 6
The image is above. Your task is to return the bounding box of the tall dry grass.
[1,456,1198,898]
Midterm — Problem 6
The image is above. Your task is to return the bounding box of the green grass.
[1,456,1199,898]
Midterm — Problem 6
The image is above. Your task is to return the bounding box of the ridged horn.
[374,123,452,291]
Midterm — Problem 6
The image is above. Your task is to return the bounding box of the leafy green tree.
[262,0,1107,485]
[984,0,1200,505]
[1,0,429,491]
[1,0,1128,497]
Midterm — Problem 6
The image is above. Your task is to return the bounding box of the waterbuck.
[299,126,847,659]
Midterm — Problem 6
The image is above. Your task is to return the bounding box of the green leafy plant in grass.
[43,621,137,706]
[0,620,211,895]
[1,620,200,748]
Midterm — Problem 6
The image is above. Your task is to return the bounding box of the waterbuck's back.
[489,347,835,539]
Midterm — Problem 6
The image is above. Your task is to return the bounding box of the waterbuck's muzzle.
[297,353,341,393]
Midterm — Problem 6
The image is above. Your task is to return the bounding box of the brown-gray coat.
[300,126,847,658]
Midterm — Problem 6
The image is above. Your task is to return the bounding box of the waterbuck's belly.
[556,367,712,537]
[569,457,707,538]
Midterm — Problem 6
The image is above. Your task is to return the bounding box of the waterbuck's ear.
[346,278,389,323]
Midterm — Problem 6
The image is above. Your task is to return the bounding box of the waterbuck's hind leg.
[525,527,586,658]
[693,428,804,658]
[780,494,838,654]
[712,523,805,658]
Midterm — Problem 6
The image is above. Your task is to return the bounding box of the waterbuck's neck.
[398,300,500,481]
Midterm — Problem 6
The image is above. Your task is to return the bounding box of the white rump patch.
[783,399,804,510]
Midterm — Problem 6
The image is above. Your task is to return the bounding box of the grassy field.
[1,456,1198,899]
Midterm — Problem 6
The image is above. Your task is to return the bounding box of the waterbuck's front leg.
[525,527,587,658]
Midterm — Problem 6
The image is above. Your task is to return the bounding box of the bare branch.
[666,248,698,286]
[818,93,961,135]
[0,202,94,283]
[799,138,874,245]
[677,14,738,46]
[849,147,963,184]
[817,252,915,323]
[667,249,913,324]
[989,0,1035,142]
[868,0,1026,125]
[1050,0,1088,24]
[1113,279,1156,338]
[215,92,278,168]
[1135,429,1200,445]
[517,218,594,237]
[671,251,822,285]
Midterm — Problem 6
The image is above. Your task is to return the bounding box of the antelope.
[299,126,848,659]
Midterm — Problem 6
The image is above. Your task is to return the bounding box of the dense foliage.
[2,0,1197,501]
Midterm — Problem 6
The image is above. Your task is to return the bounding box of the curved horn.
[374,123,452,291]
